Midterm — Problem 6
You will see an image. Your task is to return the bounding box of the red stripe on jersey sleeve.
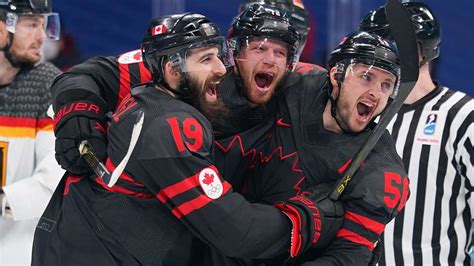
[156,174,200,203]
[336,228,375,251]
[118,62,131,107]
[138,61,152,83]
[344,211,385,235]
[171,181,232,219]
[156,165,221,203]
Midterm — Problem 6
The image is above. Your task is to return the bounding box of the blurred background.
[49,0,473,96]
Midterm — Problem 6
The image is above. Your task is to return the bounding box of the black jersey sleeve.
[52,50,151,114]
[302,132,409,265]
[134,111,293,259]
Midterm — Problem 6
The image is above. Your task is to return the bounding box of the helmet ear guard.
[168,53,185,71]
[333,63,345,83]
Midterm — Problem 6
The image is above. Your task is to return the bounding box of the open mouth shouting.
[254,72,275,94]
[204,80,221,102]
[356,100,377,123]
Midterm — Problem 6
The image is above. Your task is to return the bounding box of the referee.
[360,2,473,266]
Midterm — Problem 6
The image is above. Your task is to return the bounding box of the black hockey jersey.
[51,49,151,114]
[33,84,299,265]
[48,51,373,265]
[214,71,410,265]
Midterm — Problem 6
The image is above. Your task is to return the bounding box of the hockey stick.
[78,140,113,185]
[80,110,145,187]
[328,0,419,201]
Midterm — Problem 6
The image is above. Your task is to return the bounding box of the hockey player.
[229,31,409,265]
[32,13,342,265]
[210,29,409,265]
[51,3,319,176]
[238,0,311,63]
[0,0,62,264]
[49,4,408,264]
[360,2,473,265]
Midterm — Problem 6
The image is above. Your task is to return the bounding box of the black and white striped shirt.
[380,85,473,266]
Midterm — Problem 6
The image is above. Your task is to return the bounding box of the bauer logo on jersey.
[198,167,223,199]
[152,24,167,36]
[117,49,142,64]
[415,111,445,145]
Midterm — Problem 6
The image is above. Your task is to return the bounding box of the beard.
[9,43,41,67]
[4,50,35,68]
[182,74,230,125]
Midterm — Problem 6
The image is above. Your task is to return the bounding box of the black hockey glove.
[274,185,344,258]
[54,101,107,174]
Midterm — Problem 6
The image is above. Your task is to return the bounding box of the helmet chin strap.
[158,72,195,106]
[0,32,22,68]
[328,82,353,134]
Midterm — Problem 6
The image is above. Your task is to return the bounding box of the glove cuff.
[54,101,105,130]
[274,202,303,258]
[275,196,324,258]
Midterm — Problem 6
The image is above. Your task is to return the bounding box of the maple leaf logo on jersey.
[118,49,143,64]
[202,173,215,185]
[198,167,223,199]
[133,51,142,61]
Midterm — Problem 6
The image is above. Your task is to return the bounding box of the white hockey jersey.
[0,62,64,265]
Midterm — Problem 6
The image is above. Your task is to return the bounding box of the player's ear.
[329,67,342,97]
[164,61,180,78]
[163,60,182,89]
[330,66,345,85]
[0,20,8,46]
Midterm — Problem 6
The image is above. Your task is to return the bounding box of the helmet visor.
[340,60,400,98]
[4,12,60,40]
[44,12,60,40]
[168,36,233,73]
[234,36,295,71]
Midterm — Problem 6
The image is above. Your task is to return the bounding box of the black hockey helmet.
[359,1,440,66]
[238,0,310,60]
[0,0,60,40]
[0,0,53,16]
[328,31,400,96]
[228,3,299,69]
[142,13,228,82]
